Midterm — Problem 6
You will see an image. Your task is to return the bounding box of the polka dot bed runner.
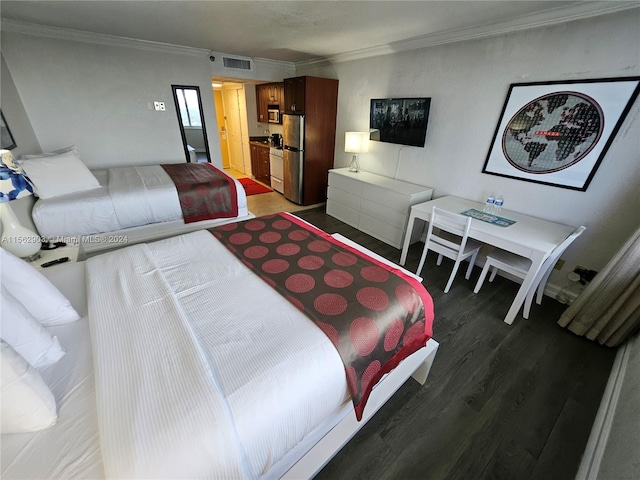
[210,213,434,420]
[161,163,239,223]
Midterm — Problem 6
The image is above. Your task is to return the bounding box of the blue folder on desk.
[461,209,516,227]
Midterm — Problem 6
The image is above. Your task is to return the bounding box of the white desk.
[400,195,575,325]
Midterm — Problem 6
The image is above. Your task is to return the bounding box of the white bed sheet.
[31,169,121,238]
[32,166,248,239]
[87,230,348,478]
[0,317,104,479]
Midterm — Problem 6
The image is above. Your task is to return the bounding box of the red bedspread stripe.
[282,213,434,340]
[209,213,434,421]
[161,163,238,223]
[282,214,435,420]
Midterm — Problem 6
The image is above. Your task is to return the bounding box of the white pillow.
[20,145,77,160]
[1,248,80,326]
[1,341,57,433]
[19,146,100,199]
[0,286,65,368]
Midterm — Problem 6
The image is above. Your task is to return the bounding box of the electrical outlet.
[554,259,565,270]
[153,101,165,111]
[159,102,166,111]
[573,266,598,284]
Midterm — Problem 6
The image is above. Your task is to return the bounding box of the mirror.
[171,85,211,163]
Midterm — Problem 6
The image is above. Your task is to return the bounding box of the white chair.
[416,207,482,293]
[473,226,586,318]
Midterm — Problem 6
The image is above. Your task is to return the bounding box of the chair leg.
[444,260,462,293]
[465,250,479,279]
[489,267,498,282]
[473,261,491,294]
[523,286,536,319]
[416,244,429,276]
[536,268,553,305]
[436,254,444,266]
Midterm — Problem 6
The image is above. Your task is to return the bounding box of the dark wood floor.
[293,207,616,480]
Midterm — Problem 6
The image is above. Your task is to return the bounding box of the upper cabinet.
[284,77,306,114]
[255,82,284,123]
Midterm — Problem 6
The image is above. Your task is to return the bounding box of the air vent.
[222,56,252,71]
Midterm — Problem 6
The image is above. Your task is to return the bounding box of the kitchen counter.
[249,136,270,146]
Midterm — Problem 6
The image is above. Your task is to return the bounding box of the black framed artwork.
[482,77,640,191]
[1,111,17,150]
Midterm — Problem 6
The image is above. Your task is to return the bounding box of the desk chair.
[474,225,586,318]
[416,207,482,293]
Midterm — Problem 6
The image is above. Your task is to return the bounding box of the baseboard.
[575,341,631,480]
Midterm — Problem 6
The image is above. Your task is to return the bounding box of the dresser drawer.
[327,185,361,212]
[326,199,360,228]
[360,200,407,230]
[362,184,410,214]
[359,213,404,248]
[328,172,365,197]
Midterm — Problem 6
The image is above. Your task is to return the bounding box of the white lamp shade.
[345,132,370,154]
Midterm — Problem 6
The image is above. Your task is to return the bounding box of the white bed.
[32,166,249,238]
[1,226,438,479]
[30,165,251,254]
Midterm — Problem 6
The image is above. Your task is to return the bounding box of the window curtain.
[558,225,640,347]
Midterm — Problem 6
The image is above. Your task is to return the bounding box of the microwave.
[267,106,280,124]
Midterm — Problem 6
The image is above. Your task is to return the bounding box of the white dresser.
[326,168,433,248]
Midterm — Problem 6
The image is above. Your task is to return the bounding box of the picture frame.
[482,77,640,191]
[0,111,17,150]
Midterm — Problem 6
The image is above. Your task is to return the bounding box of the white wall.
[1,29,294,170]
[298,10,640,285]
[0,55,41,157]
[2,31,217,168]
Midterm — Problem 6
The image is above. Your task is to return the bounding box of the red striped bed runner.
[161,163,238,223]
[209,213,434,420]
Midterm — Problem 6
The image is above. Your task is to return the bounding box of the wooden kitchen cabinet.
[278,83,285,116]
[255,84,269,123]
[284,76,306,114]
[255,82,284,123]
[250,142,270,184]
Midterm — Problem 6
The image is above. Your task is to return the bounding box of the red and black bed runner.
[161,163,238,223]
[209,213,434,420]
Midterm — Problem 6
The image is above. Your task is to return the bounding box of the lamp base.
[23,251,42,262]
[0,202,42,259]
[348,154,360,173]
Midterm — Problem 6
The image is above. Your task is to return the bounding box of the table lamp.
[345,132,369,173]
[0,149,41,260]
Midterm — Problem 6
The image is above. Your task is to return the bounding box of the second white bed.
[31,166,249,239]
[1,228,438,479]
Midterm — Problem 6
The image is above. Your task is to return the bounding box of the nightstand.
[31,244,80,270]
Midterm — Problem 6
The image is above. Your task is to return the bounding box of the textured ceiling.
[1,1,637,63]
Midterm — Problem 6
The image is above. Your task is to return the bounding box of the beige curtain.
[558,224,640,347]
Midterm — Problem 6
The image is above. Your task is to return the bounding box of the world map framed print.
[482,77,640,191]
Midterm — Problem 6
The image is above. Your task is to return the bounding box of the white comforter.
[32,166,247,238]
[86,230,348,479]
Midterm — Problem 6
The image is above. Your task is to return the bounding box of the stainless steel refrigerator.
[283,114,305,204]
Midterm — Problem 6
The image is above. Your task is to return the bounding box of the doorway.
[220,83,251,174]
[213,88,230,169]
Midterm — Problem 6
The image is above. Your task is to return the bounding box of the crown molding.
[296,1,640,69]
[0,19,211,57]
[249,56,296,71]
